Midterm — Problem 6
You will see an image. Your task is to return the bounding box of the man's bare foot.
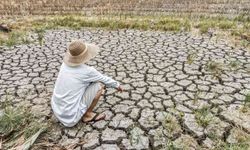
[83,112,106,123]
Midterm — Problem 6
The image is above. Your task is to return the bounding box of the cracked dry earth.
[1,28,250,150]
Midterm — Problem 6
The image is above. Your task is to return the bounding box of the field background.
[1,0,250,16]
[1,1,250,150]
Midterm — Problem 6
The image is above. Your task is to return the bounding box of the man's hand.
[117,86,123,92]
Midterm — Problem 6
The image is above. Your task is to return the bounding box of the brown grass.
[0,0,250,16]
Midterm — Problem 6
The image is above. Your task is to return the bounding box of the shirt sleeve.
[86,67,120,88]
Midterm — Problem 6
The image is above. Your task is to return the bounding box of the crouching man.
[51,40,122,127]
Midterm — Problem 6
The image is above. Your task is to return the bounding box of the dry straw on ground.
[0,0,250,16]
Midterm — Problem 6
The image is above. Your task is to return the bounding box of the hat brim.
[63,43,99,67]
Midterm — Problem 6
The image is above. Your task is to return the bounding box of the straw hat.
[63,40,99,66]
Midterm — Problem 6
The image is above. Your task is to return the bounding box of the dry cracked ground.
[1,28,250,149]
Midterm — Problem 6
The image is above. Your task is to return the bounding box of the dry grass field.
[0,0,250,16]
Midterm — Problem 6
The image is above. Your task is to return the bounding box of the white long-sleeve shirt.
[51,63,119,127]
